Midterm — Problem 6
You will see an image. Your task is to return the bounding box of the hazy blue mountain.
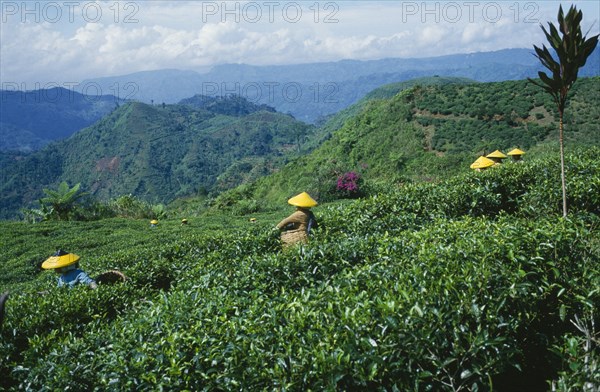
[78,48,600,123]
[0,88,122,151]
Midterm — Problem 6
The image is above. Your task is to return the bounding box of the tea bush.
[1,148,598,391]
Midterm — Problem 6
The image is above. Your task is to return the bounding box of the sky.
[1,1,599,87]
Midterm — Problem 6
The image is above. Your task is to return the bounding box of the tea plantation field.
[1,148,599,391]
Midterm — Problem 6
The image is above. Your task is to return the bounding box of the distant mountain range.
[0,88,122,151]
[3,48,598,153]
[78,48,600,123]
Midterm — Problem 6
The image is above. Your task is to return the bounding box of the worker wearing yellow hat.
[42,250,97,289]
[276,192,319,247]
[470,156,495,171]
[507,148,525,162]
[0,251,116,327]
[486,150,508,164]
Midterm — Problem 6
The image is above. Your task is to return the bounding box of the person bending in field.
[0,250,97,328]
[276,192,319,247]
[42,250,98,289]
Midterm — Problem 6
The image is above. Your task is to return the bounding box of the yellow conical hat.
[42,250,80,270]
[507,148,525,156]
[470,156,495,169]
[288,192,318,208]
[486,150,507,159]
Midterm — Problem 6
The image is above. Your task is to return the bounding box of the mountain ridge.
[0,87,123,151]
[0,97,314,218]
[78,48,600,123]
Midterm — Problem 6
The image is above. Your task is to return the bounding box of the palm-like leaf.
[529,5,598,111]
[40,182,88,220]
[527,5,599,217]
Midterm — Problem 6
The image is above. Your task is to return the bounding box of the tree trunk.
[559,113,567,217]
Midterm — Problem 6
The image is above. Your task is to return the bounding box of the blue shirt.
[58,269,95,288]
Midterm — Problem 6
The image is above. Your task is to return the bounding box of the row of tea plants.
[1,147,598,391]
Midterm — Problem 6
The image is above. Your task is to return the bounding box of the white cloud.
[71,23,105,46]
[419,25,448,45]
[1,1,598,85]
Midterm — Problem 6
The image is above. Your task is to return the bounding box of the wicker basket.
[96,270,127,285]
[280,229,308,247]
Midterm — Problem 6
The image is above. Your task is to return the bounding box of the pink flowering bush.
[336,171,362,198]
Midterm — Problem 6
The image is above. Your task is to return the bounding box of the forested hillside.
[313,76,476,147]
[220,77,599,210]
[0,97,314,218]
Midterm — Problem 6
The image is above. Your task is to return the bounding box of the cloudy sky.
[1,1,599,87]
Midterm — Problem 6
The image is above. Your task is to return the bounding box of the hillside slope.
[0,98,314,218]
[1,148,598,390]
[219,77,600,209]
[312,76,476,148]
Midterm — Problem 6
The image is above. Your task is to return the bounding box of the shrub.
[336,171,363,198]
[550,312,600,391]
[109,194,157,219]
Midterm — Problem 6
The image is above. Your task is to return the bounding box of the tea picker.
[41,250,127,286]
[42,250,98,289]
[0,250,127,328]
[276,192,319,247]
